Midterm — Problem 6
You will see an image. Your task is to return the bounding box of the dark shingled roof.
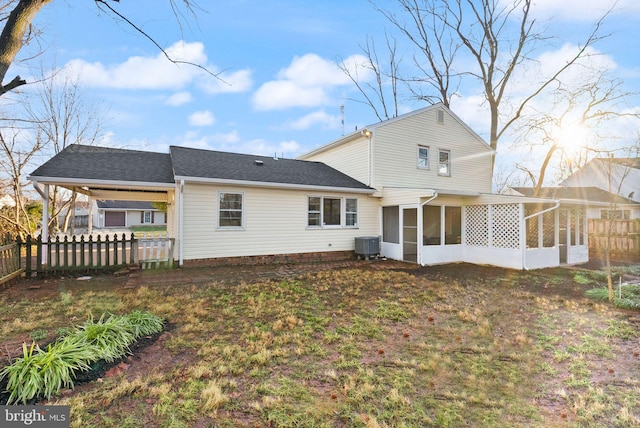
[30,144,372,191]
[169,146,372,190]
[30,145,175,184]
[510,187,638,205]
[96,200,157,210]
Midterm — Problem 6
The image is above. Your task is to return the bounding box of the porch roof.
[30,144,175,185]
[509,187,639,206]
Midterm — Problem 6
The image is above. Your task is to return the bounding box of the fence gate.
[137,232,175,269]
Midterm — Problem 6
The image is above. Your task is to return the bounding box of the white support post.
[88,196,93,234]
[41,184,49,264]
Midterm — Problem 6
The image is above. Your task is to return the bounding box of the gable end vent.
[436,109,445,124]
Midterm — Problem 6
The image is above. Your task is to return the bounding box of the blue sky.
[10,0,640,183]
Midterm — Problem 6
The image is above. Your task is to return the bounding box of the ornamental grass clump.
[74,313,136,363]
[0,310,165,404]
[124,310,165,338]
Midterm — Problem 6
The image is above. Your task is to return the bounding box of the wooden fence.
[0,242,22,286]
[588,219,640,261]
[0,233,176,280]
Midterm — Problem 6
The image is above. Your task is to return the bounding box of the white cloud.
[253,53,371,111]
[188,110,216,126]
[64,40,252,94]
[285,110,341,130]
[525,0,640,21]
[254,80,329,110]
[165,91,192,106]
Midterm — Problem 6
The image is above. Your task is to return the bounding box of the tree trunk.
[0,0,53,95]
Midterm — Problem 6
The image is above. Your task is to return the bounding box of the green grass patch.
[586,285,640,310]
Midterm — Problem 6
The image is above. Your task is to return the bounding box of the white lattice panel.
[492,204,520,249]
[465,205,489,247]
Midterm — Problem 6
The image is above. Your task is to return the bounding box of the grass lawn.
[128,225,167,238]
[0,263,639,427]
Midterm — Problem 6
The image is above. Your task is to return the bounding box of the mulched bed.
[0,324,171,405]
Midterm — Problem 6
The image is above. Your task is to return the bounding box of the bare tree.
[356,0,612,171]
[0,0,207,98]
[0,128,44,238]
[24,66,106,233]
[513,69,639,195]
[339,35,403,122]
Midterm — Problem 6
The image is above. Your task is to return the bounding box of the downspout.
[418,192,439,266]
[32,181,49,264]
[522,200,560,270]
[179,180,185,267]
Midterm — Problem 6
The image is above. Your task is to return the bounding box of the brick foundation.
[182,250,356,268]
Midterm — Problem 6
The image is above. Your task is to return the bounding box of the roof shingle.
[30,144,372,192]
[30,145,175,184]
[169,146,371,190]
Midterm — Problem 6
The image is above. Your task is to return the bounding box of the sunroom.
[379,192,588,270]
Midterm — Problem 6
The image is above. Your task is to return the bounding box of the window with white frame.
[143,211,152,224]
[438,149,451,176]
[218,192,243,228]
[346,198,358,226]
[308,196,358,228]
[418,145,429,169]
[323,197,341,226]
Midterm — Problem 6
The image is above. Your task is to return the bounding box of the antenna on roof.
[273,152,279,160]
[340,104,345,136]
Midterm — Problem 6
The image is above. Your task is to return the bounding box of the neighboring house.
[561,157,640,203]
[0,195,16,208]
[95,200,167,228]
[56,200,91,229]
[28,104,592,269]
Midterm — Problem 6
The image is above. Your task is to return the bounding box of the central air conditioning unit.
[355,236,380,260]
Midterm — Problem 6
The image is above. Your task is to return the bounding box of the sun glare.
[556,123,588,153]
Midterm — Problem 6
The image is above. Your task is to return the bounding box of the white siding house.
[301,104,588,269]
[29,104,591,269]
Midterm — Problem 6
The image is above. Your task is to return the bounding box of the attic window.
[436,109,444,124]
[254,160,264,166]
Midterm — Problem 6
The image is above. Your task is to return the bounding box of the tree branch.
[94,0,224,82]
